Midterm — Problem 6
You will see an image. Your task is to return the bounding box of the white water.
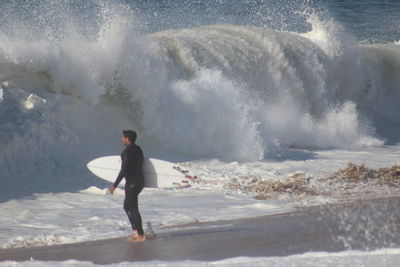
[1,8,399,167]
[0,185,294,248]
[1,145,399,249]
[2,248,400,266]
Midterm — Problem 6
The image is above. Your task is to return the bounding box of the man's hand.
[108,186,116,194]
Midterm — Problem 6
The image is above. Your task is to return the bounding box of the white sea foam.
[0,187,294,248]
[1,248,400,266]
[1,145,399,249]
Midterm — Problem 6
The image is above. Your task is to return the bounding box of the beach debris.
[328,163,400,187]
[226,172,316,200]
[223,163,400,201]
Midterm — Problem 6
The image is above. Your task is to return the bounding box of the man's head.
[122,130,137,146]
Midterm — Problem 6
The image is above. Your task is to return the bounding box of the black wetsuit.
[113,143,145,236]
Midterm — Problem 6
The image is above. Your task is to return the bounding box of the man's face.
[121,136,130,146]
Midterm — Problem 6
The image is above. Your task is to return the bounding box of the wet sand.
[1,197,399,264]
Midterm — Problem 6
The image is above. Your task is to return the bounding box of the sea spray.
[333,199,400,250]
[0,1,398,171]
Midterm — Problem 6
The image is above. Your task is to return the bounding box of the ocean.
[0,0,399,256]
[0,0,399,164]
[127,0,400,43]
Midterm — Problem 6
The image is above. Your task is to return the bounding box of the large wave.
[0,1,399,180]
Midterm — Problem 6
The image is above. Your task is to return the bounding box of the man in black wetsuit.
[109,130,146,242]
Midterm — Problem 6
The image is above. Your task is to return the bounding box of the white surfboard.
[87,156,190,188]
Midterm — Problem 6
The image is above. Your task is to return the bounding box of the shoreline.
[1,195,399,264]
[1,193,399,251]
[1,184,400,250]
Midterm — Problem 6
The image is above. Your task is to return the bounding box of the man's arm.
[109,152,128,193]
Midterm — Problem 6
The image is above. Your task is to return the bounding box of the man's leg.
[124,185,145,241]
[123,199,138,239]
[123,195,136,233]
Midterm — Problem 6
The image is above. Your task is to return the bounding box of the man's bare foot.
[132,235,146,243]
[131,230,139,239]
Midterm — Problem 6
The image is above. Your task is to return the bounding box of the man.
[109,130,146,242]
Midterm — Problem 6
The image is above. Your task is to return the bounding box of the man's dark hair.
[123,130,137,143]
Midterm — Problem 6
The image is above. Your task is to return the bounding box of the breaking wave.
[0,1,399,173]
